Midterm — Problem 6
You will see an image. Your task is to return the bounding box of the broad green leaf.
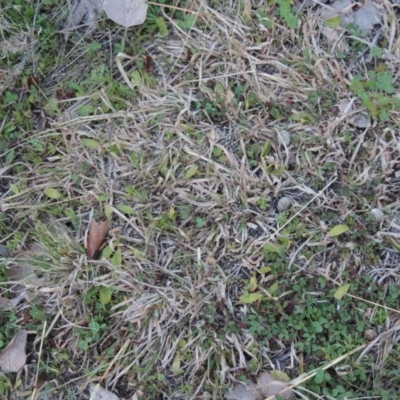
[315,369,325,384]
[104,204,113,219]
[44,188,63,199]
[239,292,263,303]
[247,276,258,292]
[99,287,112,305]
[130,70,142,86]
[111,248,122,266]
[184,165,198,179]
[172,353,184,375]
[213,146,223,156]
[270,370,291,382]
[81,138,99,149]
[267,281,279,295]
[334,283,350,300]
[168,207,176,219]
[328,224,349,237]
[101,245,113,259]
[117,204,135,215]
[263,242,285,258]
[324,15,341,27]
[10,184,19,194]
[260,266,272,274]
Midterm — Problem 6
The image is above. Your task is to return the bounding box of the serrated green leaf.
[324,15,341,27]
[239,292,263,303]
[111,248,122,266]
[117,204,135,215]
[81,138,99,149]
[99,287,112,305]
[44,188,63,199]
[334,283,350,300]
[184,165,198,179]
[328,224,349,237]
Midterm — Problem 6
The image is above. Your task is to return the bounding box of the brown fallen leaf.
[87,219,109,259]
[89,383,120,400]
[0,330,28,373]
[0,295,12,311]
[226,371,294,400]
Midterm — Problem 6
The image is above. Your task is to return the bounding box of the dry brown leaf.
[256,371,294,399]
[0,330,27,373]
[103,0,148,27]
[89,383,120,400]
[0,295,12,311]
[62,0,103,41]
[226,372,294,400]
[87,219,109,259]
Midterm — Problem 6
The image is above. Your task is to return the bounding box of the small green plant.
[275,0,298,29]
[350,69,400,121]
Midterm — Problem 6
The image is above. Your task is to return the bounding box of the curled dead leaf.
[0,330,27,373]
[87,219,110,259]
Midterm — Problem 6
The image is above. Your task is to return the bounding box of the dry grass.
[1,0,400,399]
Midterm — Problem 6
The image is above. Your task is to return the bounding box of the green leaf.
[104,204,113,219]
[81,138,99,149]
[196,217,206,228]
[267,281,279,295]
[239,292,263,303]
[44,188,63,199]
[270,370,291,382]
[324,15,342,27]
[184,165,198,179]
[334,283,350,300]
[263,242,285,257]
[328,224,349,237]
[99,287,112,305]
[247,276,258,292]
[111,248,122,266]
[172,353,184,375]
[213,146,223,156]
[117,204,135,215]
[155,17,169,36]
[101,245,113,259]
[10,184,19,194]
[315,369,325,384]
[260,266,271,274]
[371,46,383,58]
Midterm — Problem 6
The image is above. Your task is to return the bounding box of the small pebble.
[370,208,384,222]
[364,329,377,341]
[277,197,291,212]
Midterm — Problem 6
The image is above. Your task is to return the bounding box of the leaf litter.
[226,371,295,400]
[87,219,110,259]
[0,330,28,373]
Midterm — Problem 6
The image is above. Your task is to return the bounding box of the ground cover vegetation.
[0,0,400,398]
